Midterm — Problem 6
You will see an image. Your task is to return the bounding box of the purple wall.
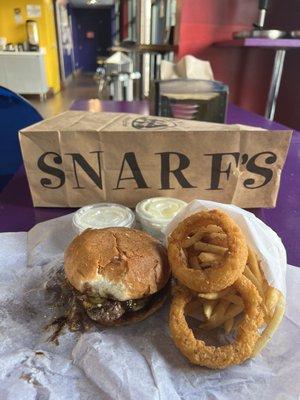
[70,7,112,72]
[69,6,80,70]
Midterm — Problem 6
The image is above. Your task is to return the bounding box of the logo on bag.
[36,150,278,193]
[131,117,177,130]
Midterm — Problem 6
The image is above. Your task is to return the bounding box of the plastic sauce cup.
[72,203,135,234]
[135,197,187,241]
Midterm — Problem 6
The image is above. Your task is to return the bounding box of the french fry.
[200,303,244,331]
[243,265,264,297]
[224,317,234,334]
[189,255,201,269]
[182,225,222,248]
[247,247,263,284]
[199,299,230,329]
[265,286,279,310]
[224,303,244,319]
[204,232,228,247]
[182,248,189,263]
[198,252,221,264]
[223,293,244,307]
[213,299,229,316]
[207,232,227,241]
[208,299,230,325]
[194,241,228,255]
[182,231,205,249]
[198,287,232,300]
[185,299,205,321]
[233,317,243,331]
[264,286,280,320]
[198,262,213,268]
[203,299,218,320]
[252,294,285,356]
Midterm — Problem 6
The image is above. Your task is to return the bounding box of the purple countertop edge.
[216,38,300,49]
[0,101,299,266]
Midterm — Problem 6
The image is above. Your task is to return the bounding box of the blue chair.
[0,86,42,191]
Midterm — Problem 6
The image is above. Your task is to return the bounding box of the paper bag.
[19,111,291,208]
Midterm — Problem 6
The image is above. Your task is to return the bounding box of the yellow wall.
[0,0,61,93]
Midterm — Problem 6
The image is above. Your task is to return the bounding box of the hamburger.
[64,227,170,326]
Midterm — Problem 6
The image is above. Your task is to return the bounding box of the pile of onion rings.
[168,209,285,369]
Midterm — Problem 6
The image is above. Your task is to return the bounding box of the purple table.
[69,99,149,114]
[1,101,299,266]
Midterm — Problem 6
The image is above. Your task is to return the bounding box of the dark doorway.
[70,7,112,72]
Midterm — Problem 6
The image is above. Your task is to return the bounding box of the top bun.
[64,227,170,301]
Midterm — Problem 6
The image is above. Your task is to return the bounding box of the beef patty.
[77,283,170,325]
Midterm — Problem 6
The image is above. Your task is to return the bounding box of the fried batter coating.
[168,210,248,293]
[169,276,263,369]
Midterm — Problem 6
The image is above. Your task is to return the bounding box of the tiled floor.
[24,74,99,118]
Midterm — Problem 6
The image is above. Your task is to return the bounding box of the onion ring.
[169,276,263,369]
[168,210,248,293]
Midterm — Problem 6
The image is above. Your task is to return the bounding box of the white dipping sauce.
[73,203,135,233]
[135,197,187,240]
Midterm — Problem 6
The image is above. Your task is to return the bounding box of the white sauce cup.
[72,203,135,234]
[135,197,187,241]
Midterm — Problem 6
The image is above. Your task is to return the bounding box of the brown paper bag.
[19,111,291,208]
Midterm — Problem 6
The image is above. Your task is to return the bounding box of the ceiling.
[68,0,114,8]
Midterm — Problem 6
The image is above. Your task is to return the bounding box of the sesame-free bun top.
[64,227,170,301]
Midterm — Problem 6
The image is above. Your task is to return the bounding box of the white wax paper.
[164,199,287,296]
[0,212,299,400]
